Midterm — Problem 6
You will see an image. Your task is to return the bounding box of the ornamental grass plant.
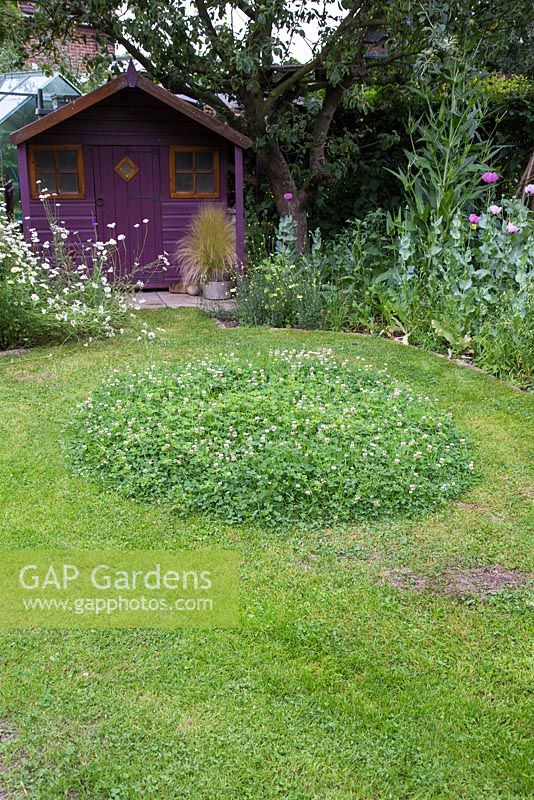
[176,205,237,285]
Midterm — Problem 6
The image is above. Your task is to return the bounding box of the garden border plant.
[0,198,163,350]
[236,64,534,389]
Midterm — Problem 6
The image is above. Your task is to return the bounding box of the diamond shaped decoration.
[114,156,139,183]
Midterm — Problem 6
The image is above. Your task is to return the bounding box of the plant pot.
[185,284,201,296]
[202,280,231,300]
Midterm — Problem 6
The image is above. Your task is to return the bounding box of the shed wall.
[20,89,231,286]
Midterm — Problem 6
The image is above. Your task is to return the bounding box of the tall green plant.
[390,62,501,234]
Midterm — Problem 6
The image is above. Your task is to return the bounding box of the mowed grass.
[0,310,532,800]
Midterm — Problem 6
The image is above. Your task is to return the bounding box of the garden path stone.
[131,291,236,312]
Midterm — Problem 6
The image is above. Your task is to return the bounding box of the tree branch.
[308,83,345,180]
[263,7,375,113]
[112,27,234,118]
[194,0,225,58]
[233,0,257,20]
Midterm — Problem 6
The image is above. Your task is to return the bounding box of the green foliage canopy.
[12,0,534,245]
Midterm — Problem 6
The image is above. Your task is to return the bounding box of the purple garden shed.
[11,63,252,288]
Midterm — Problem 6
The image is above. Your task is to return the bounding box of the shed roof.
[10,63,253,149]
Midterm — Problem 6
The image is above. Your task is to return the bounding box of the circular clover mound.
[69,350,474,528]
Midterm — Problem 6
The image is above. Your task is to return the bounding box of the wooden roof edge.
[11,67,253,149]
[10,74,129,144]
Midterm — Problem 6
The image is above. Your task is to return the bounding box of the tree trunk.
[254,85,348,252]
[288,196,309,253]
[256,145,309,252]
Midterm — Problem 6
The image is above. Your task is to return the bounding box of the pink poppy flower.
[506,223,519,234]
[488,204,502,215]
[283,192,293,201]
[481,171,499,184]
[524,184,534,195]
[468,213,481,225]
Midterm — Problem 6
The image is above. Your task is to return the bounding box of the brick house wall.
[20,2,114,74]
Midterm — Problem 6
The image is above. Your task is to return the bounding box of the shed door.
[92,145,165,288]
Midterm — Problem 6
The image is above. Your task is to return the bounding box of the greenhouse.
[0,71,80,213]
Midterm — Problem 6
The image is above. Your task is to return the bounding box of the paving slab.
[159,292,201,307]
[131,291,235,312]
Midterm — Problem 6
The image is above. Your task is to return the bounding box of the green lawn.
[0,310,532,800]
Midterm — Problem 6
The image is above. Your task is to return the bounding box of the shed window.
[170,147,219,198]
[29,145,85,199]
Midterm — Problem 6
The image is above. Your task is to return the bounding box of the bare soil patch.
[374,557,532,599]
[214,318,239,329]
[379,567,430,592]
[456,501,488,511]
[442,566,532,597]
